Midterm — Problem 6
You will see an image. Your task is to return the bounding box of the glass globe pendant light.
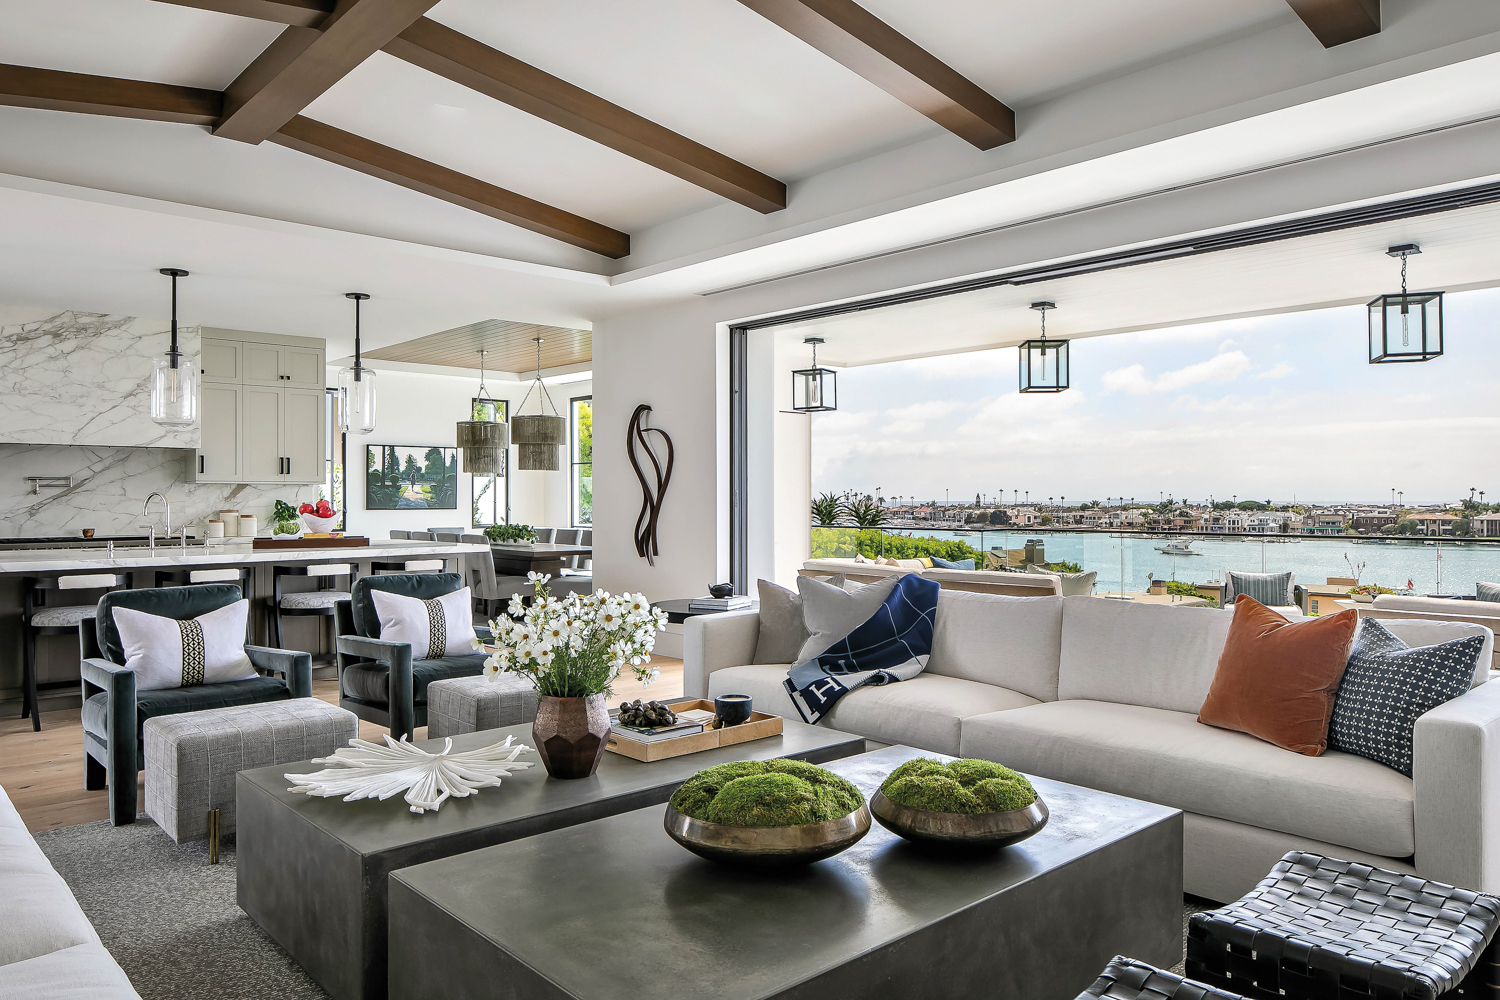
[511,336,566,471]
[337,292,377,434]
[150,267,198,426]
[1019,300,1068,392]
[456,348,508,474]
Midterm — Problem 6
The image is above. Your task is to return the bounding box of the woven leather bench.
[1187,851,1500,1000]
[1078,957,1245,1000]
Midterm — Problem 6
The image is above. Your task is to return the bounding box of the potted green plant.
[483,523,536,544]
[1348,583,1394,604]
[271,500,302,539]
[870,758,1048,847]
[482,575,665,779]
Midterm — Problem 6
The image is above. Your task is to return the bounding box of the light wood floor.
[0,657,683,834]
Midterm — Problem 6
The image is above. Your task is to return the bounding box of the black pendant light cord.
[517,336,561,416]
[346,292,370,382]
[159,268,188,370]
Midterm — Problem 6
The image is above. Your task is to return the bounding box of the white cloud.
[1101,351,1251,395]
[883,400,965,422]
[892,349,1011,379]
[1258,362,1293,379]
[1396,392,1434,405]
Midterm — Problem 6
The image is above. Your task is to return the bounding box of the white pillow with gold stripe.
[112,600,256,691]
[370,587,475,660]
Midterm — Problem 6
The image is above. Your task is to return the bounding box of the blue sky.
[812,286,1500,507]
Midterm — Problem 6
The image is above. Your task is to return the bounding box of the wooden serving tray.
[251,536,372,549]
[605,699,784,762]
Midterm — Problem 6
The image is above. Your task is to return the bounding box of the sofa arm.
[246,645,313,698]
[1414,681,1500,892]
[682,611,760,699]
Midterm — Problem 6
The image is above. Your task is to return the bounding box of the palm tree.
[847,496,888,528]
[810,492,845,526]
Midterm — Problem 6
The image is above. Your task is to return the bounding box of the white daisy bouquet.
[481,572,668,698]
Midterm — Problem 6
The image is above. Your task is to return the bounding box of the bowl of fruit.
[299,500,338,534]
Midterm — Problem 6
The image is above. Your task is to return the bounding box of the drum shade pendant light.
[337,292,377,434]
[791,337,837,412]
[1369,244,1443,364]
[511,337,566,471]
[456,348,508,474]
[150,268,197,426]
[1019,300,1068,393]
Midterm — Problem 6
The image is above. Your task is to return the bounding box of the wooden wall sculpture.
[627,404,674,566]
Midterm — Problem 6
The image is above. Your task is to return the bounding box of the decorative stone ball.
[618,699,678,728]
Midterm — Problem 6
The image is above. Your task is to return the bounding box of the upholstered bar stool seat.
[269,563,353,659]
[22,572,127,731]
[29,605,96,628]
[278,591,346,610]
[144,698,357,845]
[426,674,538,738]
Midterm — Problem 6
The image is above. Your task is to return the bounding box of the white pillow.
[113,600,256,691]
[370,587,476,659]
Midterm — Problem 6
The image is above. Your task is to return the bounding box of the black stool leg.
[270,602,284,649]
[23,625,40,731]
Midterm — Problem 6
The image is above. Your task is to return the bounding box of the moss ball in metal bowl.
[871,758,1048,848]
[664,760,870,866]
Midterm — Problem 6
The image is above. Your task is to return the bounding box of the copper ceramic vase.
[532,694,610,779]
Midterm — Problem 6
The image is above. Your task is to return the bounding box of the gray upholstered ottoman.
[426,674,538,737]
[144,698,358,851]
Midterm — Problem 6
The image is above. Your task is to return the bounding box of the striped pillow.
[1227,571,1293,606]
[1477,581,1500,604]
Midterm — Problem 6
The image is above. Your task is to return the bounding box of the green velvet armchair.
[80,585,312,826]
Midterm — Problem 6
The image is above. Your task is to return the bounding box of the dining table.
[489,541,592,578]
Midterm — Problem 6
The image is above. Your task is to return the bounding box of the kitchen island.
[0,537,489,716]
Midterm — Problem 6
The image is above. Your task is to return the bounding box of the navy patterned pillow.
[1328,618,1484,776]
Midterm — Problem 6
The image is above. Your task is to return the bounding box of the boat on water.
[1156,540,1201,556]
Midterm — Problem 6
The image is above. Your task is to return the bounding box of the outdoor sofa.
[685,587,1499,902]
[800,556,1063,596]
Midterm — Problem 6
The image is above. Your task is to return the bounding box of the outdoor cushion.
[350,573,464,639]
[707,664,1038,755]
[0,786,101,968]
[959,699,1415,858]
[1478,582,1500,604]
[1226,570,1295,606]
[82,677,290,755]
[924,590,1064,702]
[1026,564,1097,596]
[95,584,242,666]
[340,654,488,707]
[1058,596,1234,715]
[930,556,975,570]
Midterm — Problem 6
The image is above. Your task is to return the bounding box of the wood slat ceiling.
[362,318,591,372]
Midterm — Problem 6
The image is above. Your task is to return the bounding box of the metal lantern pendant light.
[511,336,566,471]
[456,348,508,474]
[150,267,198,425]
[1019,300,1068,392]
[337,292,377,433]
[791,337,837,412]
[1369,243,1443,363]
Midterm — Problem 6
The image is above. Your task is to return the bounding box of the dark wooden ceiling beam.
[153,0,334,27]
[0,63,221,124]
[270,116,629,257]
[216,0,441,144]
[735,0,1013,150]
[384,19,786,213]
[1285,0,1381,47]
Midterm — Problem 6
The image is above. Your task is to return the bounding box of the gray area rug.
[35,817,1209,996]
[35,819,328,1000]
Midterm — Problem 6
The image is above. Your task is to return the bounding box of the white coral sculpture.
[286,734,534,814]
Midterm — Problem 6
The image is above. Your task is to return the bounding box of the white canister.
[239,514,259,537]
[206,520,225,539]
[218,510,239,537]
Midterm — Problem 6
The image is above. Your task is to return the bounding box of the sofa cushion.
[1477,582,1500,604]
[1226,570,1295,606]
[795,574,899,662]
[752,579,808,664]
[1058,596,1234,715]
[1197,597,1358,756]
[1026,564,1097,596]
[1362,613,1496,685]
[925,590,1064,702]
[708,664,1037,755]
[0,787,102,967]
[931,556,975,570]
[340,654,488,706]
[96,584,243,667]
[958,699,1414,858]
[0,943,139,998]
[82,677,291,756]
[350,573,464,639]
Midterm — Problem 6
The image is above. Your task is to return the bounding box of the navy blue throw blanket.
[784,574,940,724]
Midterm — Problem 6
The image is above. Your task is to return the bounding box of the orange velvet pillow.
[1197,596,1358,756]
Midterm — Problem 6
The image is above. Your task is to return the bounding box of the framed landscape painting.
[366,445,458,510]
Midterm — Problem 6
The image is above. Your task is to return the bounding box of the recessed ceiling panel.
[363,318,591,372]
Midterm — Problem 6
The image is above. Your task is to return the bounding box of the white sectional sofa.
[685,590,1500,902]
[0,784,138,999]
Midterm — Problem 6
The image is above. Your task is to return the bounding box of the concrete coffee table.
[236,719,866,1000]
[387,746,1184,1000]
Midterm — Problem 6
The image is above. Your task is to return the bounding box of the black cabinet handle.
[199,455,205,474]
[285,457,291,475]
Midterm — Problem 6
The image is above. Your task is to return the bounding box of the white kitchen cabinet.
[192,329,326,485]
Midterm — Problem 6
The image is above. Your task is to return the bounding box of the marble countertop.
[0,539,489,574]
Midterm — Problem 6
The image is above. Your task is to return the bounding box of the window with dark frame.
[471,396,509,527]
[571,395,592,526]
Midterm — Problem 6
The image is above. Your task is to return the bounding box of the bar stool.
[22,573,127,731]
[155,566,254,600]
[267,563,353,661]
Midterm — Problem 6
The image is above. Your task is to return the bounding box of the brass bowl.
[663,801,871,866]
[870,789,1048,847]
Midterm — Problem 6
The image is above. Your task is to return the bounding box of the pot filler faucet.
[143,492,171,552]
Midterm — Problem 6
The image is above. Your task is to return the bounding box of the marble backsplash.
[0,308,200,449]
[0,444,298,538]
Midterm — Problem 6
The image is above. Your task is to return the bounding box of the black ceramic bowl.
[714,694,753,726]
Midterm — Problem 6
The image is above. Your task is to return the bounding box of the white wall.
[340,367,590,538]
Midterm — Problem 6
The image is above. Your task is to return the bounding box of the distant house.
[1472,515,1500,538]
[1352,513,1398,533]
[1303,512,1347,534]
[1415,513,1461,536]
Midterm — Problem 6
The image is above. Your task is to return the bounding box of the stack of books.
[609,708,717,744]
[688,594,753,611]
